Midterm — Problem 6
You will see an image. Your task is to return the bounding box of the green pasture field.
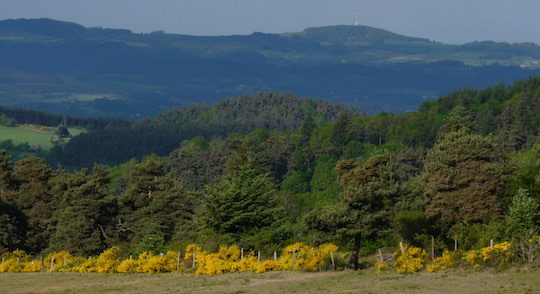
[0,126,56,149]
[0,268,537,294]
[0,125,81,150]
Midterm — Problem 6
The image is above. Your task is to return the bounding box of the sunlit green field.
[0,126,56,149]
[0,268,538,294]
[0,125,81,150]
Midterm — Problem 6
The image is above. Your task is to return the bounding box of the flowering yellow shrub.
[393,246,429,273]
[0,250,44,273]
[0,259,25,272]
[254,260,282,273]
[464,241,514,268]
[278,242,339,272]
[116,259,139,273]
[237,255,258,272]
[427,250,460,272]
[195,245,242,275]
[184,244,203,260]
[72,247,122,273]
[44,251,79,272]
[72,257,97,273]
[192,243,339,275]
[138,251,181,273]
[374,261,389,274]
[0,242,339,274]
[22,261,44,272]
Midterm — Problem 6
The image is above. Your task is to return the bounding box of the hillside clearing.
[0,268,538,294]
[0,125,81,150]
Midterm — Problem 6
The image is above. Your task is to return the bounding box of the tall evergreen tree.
[8,156,52,253]
[0,198,27,253]
[330,111,351,152]
[118,157,195,246]
[201,146,277,245]
[306,153,400,269]
[423,107,506,228]
[49,165,117,255]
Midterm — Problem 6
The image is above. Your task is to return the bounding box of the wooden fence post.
[454,239,458,252]
[192,253,196,268]
[176,252,181,272]
[378,249,384,263]
[330,251,335,270]
[241,248,244,260]
[430,236,435,260]
[490,239,494,249]
[399,242,404,253]
[49,257,55,272]
[273,251,277,261]
[257,251,261,262]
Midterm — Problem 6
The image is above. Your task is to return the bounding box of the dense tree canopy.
[0,77,538,261]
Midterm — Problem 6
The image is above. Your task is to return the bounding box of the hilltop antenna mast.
[354,13,359,26]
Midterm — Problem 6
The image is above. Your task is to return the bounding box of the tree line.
[0,78,539,268]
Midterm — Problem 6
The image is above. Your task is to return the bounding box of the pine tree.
[330,111,351,152]
[424,107,506,228]
[118,157,195,246]
[9,156,52,253]
[306,153,400,269]
[202,148,277,240]
[49,165,117,255]
[0,199,27,253]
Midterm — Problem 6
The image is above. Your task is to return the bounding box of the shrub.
[464,241,514,268]
[393,246,429,273]
[427,250,460,272]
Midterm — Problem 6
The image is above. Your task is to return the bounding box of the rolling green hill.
[0,18,539,118]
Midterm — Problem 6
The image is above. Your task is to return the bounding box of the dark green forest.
[0,78,539,269]
[60,92,360,167]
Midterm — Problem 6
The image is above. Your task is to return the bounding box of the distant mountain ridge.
[0,18,539,118]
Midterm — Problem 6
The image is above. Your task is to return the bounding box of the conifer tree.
[306,153,400,269]
[9,156,52,253]
[0,198,27,253]
[49,165,117,255]
[423,106,506,228]
[202,146,277,242]
[118,157,195,246]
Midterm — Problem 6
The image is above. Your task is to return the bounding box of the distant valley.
[1,18,539,118]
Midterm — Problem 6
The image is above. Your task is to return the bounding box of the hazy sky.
[1,0,539,44]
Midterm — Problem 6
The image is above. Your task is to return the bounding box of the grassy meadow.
[0,268,538,294]
[0,125,81,150]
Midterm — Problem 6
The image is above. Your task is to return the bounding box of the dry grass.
[0,268,538,294]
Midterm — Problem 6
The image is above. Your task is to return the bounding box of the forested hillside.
[60,92,359,166]
[1,18,539,117]
[0,78,538,269]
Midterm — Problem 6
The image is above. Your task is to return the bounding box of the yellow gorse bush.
[393,246,430,273]
[44,251,81,272]
[1,241,516,274]
[427,250,459,272]
[374,261,389,273]
[192,242,339,275]
[0,242,337,274]
[464,241,514,268]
